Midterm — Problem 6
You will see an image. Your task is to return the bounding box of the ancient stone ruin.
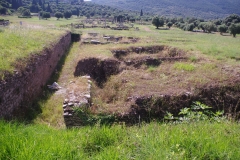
[63,45,240,127]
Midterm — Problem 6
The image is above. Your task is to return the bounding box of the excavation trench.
[64,45,240,127]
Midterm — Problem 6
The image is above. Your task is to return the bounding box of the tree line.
[152,14,240,37]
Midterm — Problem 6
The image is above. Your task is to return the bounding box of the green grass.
[174,62,196,71]
[1,15,83,27]
[1,120,240,160]
[0,26,67,77]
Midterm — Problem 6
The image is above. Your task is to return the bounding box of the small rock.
[84,94,91,99]
[64,99,69,104]
[68,102,74,106]
[47,82,62,90]
[185,92,191,95]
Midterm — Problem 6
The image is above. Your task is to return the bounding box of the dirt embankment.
[0,32,71,120]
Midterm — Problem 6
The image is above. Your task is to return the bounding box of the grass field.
[1,15,82,27]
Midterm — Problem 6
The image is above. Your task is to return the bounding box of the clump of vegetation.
[174,62,195,71]
[189,56,198,62]
[74,106,116,126]
[165,101,225,123]
[147,65,157,72]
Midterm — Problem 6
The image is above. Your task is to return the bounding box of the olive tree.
[64,10,72,19]
[229,23,240,37]
[55,12,63,20]
[218,24,228,35]
[152,16,164,29]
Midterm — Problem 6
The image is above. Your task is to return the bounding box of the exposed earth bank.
[0,32,71,120]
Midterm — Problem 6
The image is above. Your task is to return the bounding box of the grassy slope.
[0,21,68,78]
[0,120,240,159]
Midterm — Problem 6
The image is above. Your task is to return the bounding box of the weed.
[74,106,116,126]
[189,56,198,62]
[147,65,157,72]
[174,62,195,71]
[164,101,225,123]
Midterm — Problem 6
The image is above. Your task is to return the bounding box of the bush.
[18,16,32,18]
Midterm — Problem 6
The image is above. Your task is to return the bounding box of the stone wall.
[0,31,71,120]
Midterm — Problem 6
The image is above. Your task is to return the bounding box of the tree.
[32,0,37,5]
[229,23,240,37]
[46,3,52,13]
[0,6,7,14]
[42,12,50,19]
[86,13,90,19]
[64,10,72,19]
[184,23,195,31]
[12,0,20,9]
[152,16,164,29]
[140,9,143,16]
[76,8,80,17]
[55,12,63,20]
[167,22,173,28]
[198,22,208,32]
[38,0,42,6]
[218,24,228,35]
[22,9,31,16]
[204,22,217,33]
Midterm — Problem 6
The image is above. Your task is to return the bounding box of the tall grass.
[0,120,240,159]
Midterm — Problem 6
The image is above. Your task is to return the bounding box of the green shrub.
[164,101,225,123]
[18,16,32,18]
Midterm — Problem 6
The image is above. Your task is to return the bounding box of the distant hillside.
[91,0,240,19]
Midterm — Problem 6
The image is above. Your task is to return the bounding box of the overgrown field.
[1,120,240,160]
